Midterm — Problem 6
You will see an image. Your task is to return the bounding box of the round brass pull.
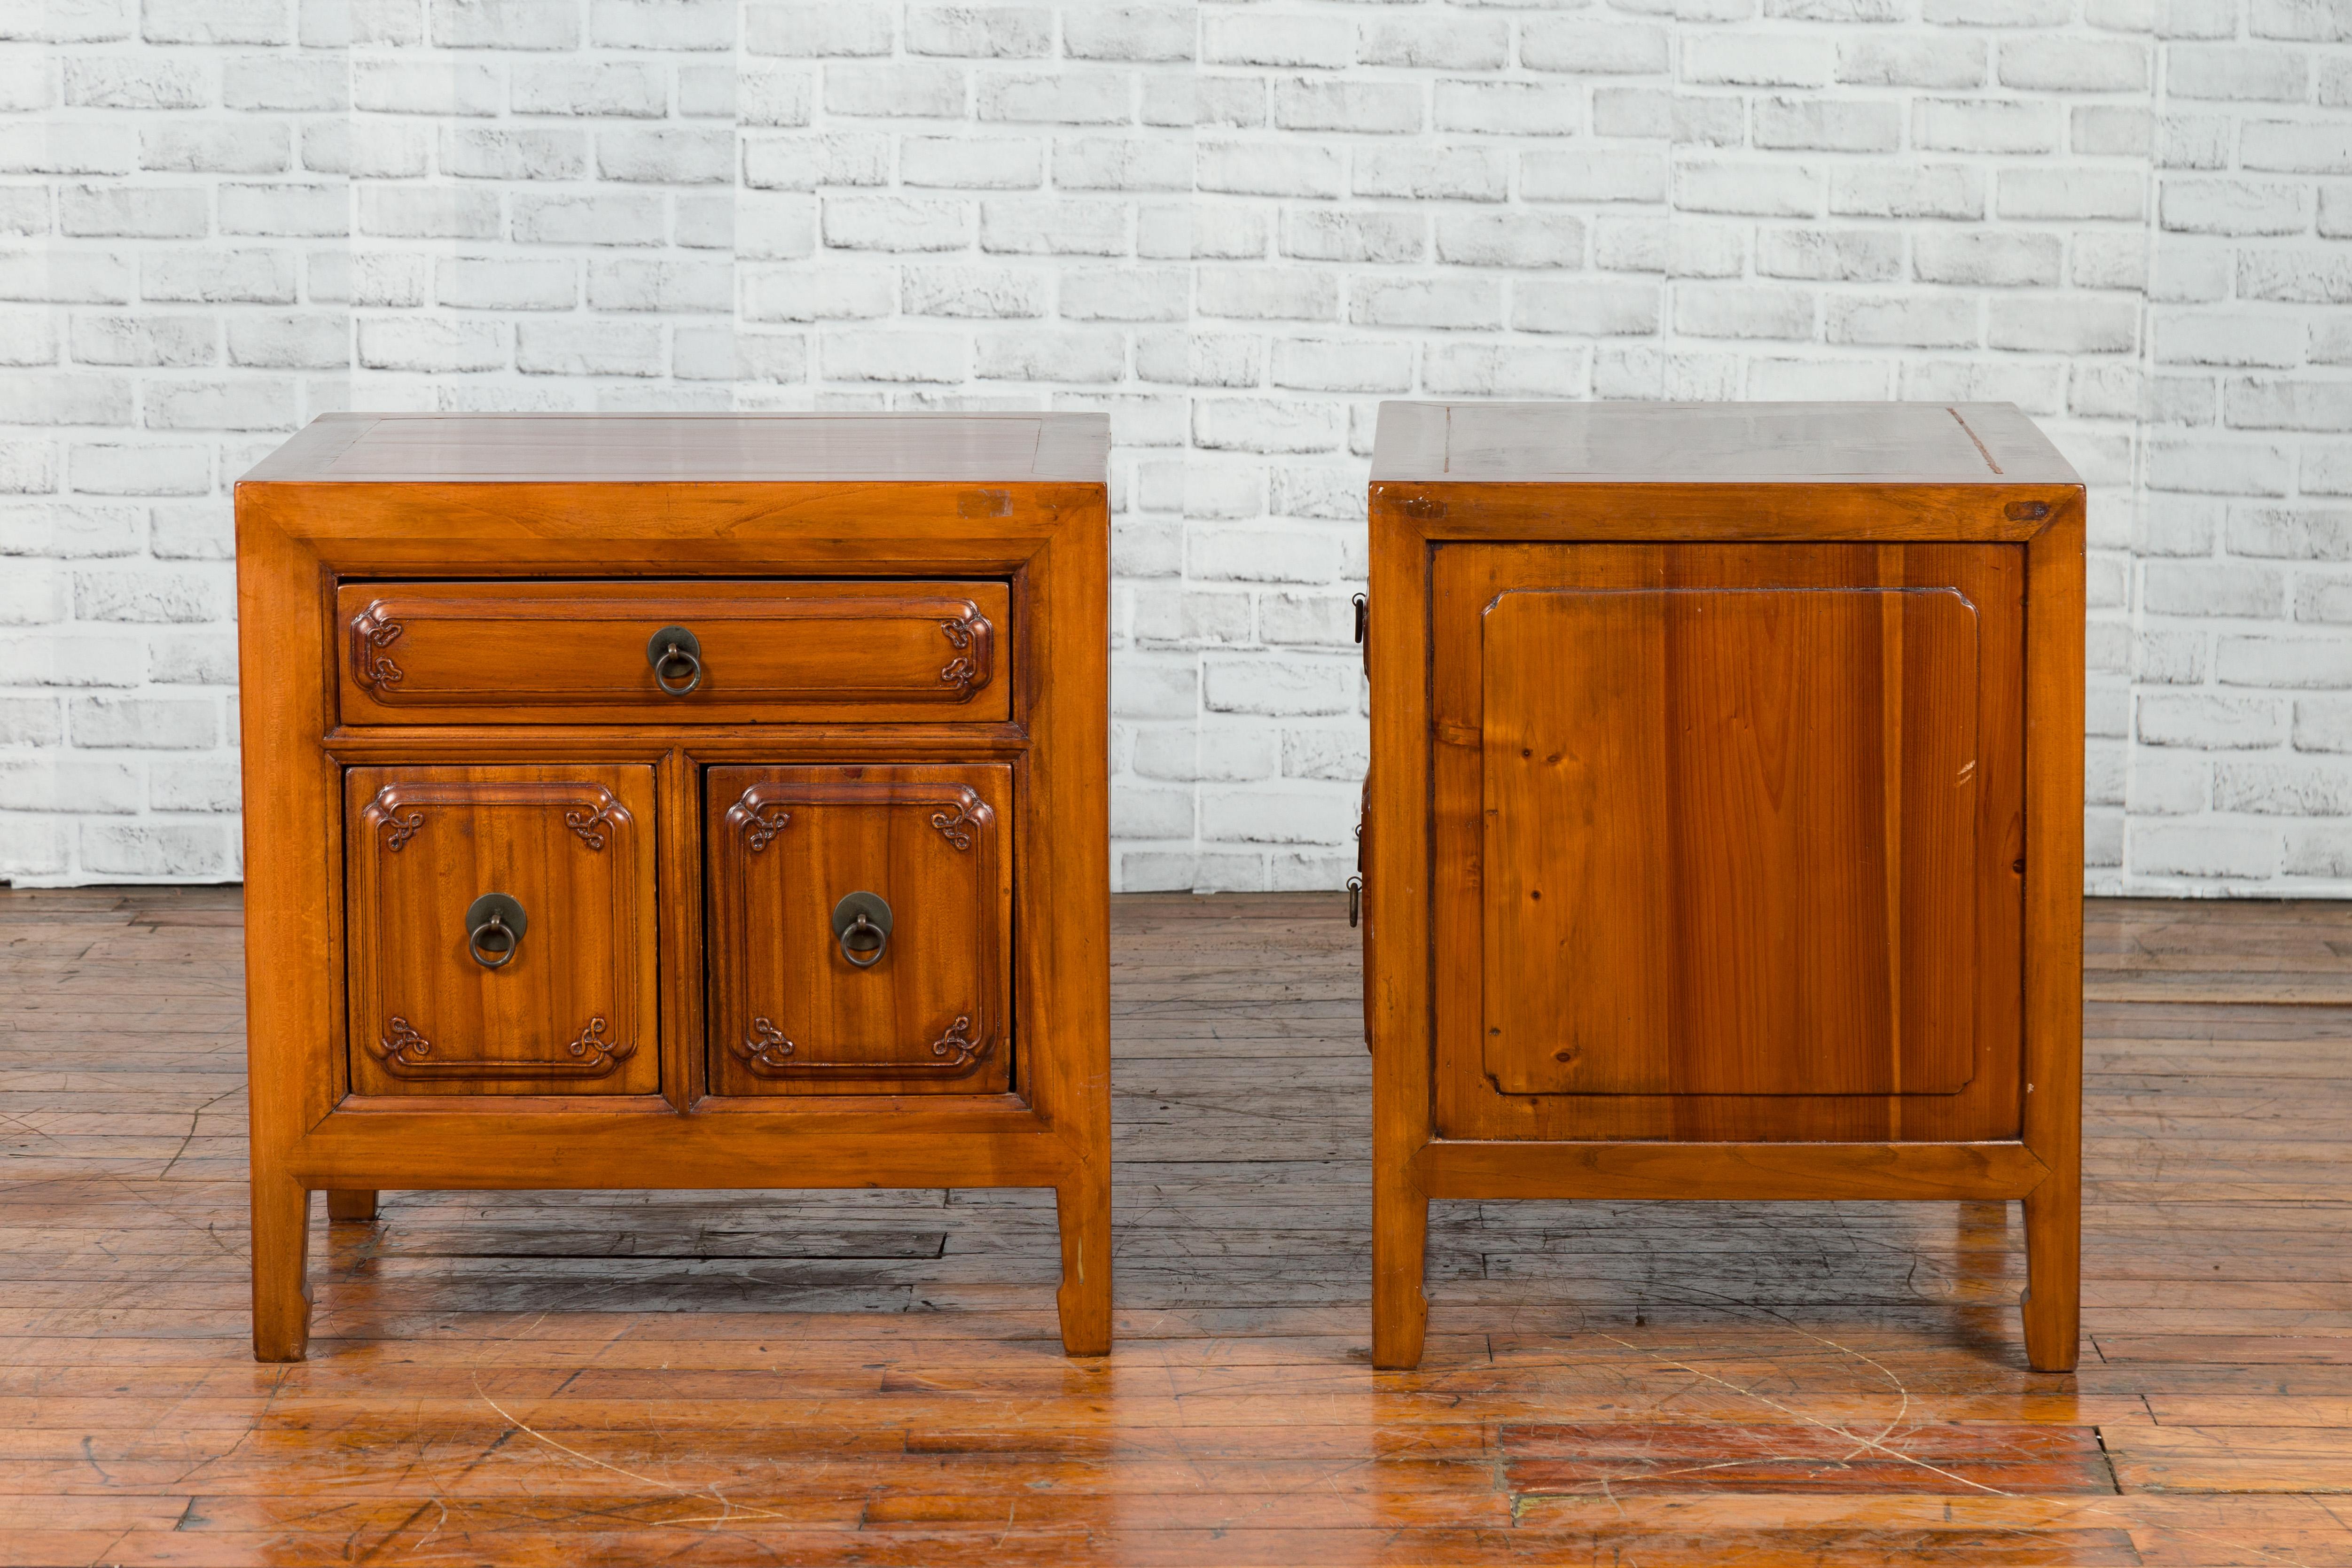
[831,890,892,969]
[464,892,528,969]
[647,625,703,697]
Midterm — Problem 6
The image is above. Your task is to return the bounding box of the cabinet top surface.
[241,413,1110,485]
[1372,401,2079,487]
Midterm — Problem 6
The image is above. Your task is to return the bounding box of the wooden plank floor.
[1,890,2349,1565]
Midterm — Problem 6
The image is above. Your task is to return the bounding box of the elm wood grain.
[1430,542,2025,1143]
[705,764,1014,1098]
[239,483,1101,581]
[283,1114,1072,1190]
[5,888,2352,1566]
[336,579,1011,726]
[321,724,1035,762]
[1370,400,2082,1375]
[2020,509,2087,1377]
[235,495,334,1367]
[1414,1141,2050,1201]
[237,412,1111,1361]
[1471,567,1991,1102]
[1370,483,2080,548]
[1367,481,1437,1374]
[245,411,1108,485]
[344,764,660,1098]
[1373,400,2083,488]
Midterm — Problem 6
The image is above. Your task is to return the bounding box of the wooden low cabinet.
[1364,401,2085,1372]
[237,413,1111,1360]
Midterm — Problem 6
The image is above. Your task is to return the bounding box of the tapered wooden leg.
[1054,1178,1111,1357]
[251,1176,313,1363]
[1372,1166,1429,1370]
[2021,1176,2079,1373]
[327,1190,378,1223]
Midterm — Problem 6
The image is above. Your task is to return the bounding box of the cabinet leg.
[327,1190,378,1223]
[2021,1178,2080,1373]
[251,1176,313,1363]
[1372,1172,1429,1370]
[1053,1178,1112,1357]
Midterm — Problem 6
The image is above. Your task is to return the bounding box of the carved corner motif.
[563,791,625,852]
[937,606,990,698]
[928,792,989,851]
[361,789,426,851]
[727,1012,992,1077]
[564,1016,637,1071]
[930,1014,987,1069]
[922,809,978,860]
[730,1016,797,1072]
[378,1015,431,1067]
[350,603,405,691]
[726,796,792,853]
[371,1014,635,1078]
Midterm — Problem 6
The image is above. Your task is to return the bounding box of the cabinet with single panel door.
[1431,543,2022,1137]
[344,764,658,1099]
[706,764,1013,1098]
[238,412,1110,1364]
[1363,401,2083,1375]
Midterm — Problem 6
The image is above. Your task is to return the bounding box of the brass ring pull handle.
[464,893,528,970]
[831,890,892,969]
[647,625,703,697]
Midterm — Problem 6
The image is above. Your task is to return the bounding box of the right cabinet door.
[706,764,1013,1097]
[1430,543,2025,1143]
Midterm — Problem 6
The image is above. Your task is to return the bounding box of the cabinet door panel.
[706,764,1012,1097]
[345,764,659,1097]
[1430,543,2024,1144]
[1482,585,1978,1097]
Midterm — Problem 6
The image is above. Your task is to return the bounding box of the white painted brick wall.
[1,0,2348,895]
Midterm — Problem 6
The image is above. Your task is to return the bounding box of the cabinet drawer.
[337,580,1010,725]
[345,764,660,1097]
[706,764,1012,1098]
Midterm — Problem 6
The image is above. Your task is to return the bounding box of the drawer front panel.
[345,764,660,1097]
[1429,542,2025,1144]
[337,580,1010,725]
[706,764,1013,1097]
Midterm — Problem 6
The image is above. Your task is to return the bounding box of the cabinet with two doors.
[236,413,1111,1363]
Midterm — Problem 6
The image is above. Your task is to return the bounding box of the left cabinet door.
[345,765,660,1097]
